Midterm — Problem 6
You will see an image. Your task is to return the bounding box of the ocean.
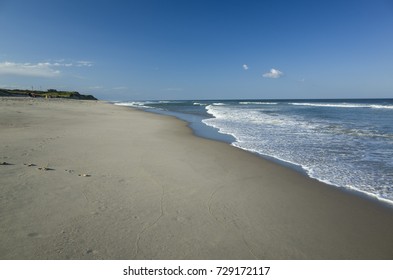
[115,99,393,205]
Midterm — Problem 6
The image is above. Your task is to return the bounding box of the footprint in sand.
[65,169,92,177]
[86,249,98,255]
[37,167,55,171]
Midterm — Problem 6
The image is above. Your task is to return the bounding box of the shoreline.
[127,104,393,210]
[1,97,393,259]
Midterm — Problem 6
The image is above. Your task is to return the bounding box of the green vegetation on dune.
[0,88,97,100]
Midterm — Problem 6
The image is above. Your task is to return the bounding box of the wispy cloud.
[113,86,128,90]
[76,60,93,67]
[262,68,283,78]
[243,64,249,70]
[53,62,73,67]
[88,86,103,90]
[164,88,183,91]
[0,60,94,78]
[0,61,60,77]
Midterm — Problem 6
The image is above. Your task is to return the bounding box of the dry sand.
[1,97,393,260]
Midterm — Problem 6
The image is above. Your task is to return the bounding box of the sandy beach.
[1,97,393,260]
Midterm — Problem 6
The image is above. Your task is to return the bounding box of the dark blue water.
[116,99,393,205]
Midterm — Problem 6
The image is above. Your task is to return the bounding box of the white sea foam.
[370,104,393,109]
[202,101,393,204]
[239,101,278,105]
[291,102,369,108]
[344,185,393,207]
[290,102,393,109]
[324,126,393,139]
[206,104,318,129]
[114,101,154,109]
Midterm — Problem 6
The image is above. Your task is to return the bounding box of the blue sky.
[0,0,392,100]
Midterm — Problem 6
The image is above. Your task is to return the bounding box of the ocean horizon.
[115,98,393,206]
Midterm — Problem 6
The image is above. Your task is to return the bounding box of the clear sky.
[0,0,392,100]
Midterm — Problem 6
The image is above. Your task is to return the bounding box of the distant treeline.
[0,88,97,100]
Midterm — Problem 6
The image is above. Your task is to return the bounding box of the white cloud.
[53,62,73,67]
[262,68,283,78]
[113,86,128,90]
[88,86,103,89]
[0,59,94,78]
[243,64,249,70]
[76,60,93,67]
[0,61,60,77]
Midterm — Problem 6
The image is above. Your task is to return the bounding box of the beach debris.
[65,169,75,173]
[38,167,54,171]
[78,174,91,177]
[1,161,12,165]
[27,232,40,238]
[24,163,37,167]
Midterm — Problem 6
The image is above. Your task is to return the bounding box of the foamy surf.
[115,98,393,206]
